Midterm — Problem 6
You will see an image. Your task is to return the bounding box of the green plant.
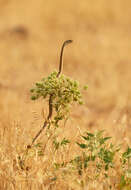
[30,40,83,146]
[72,131,119,177]
[51,130,131,189]
[119,147,131,189]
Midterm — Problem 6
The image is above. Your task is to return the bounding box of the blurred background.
[0,0,131,144]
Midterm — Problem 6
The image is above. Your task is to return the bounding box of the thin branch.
[31,120,48,145]
[57,40,73,77]
[30,40,73,146]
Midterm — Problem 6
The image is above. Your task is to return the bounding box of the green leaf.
[34,143,43,148]
[91,155,96,161]
[99,137,112,145]
[122,147,131,159]
[31,96,37,100]
[83,85,88,90]
[120,175,126,187]
[30,88,35,93]
[53,140,60,150]
[76,142,87,149]
[104,173,108,178]
[82,135,90,141]
[105,164,109,171]
[61,138,70,145]
[54,163,60,169]
[87,132,94,137]
[51,177,57,181]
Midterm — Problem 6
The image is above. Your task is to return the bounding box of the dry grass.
[0,0,131,189]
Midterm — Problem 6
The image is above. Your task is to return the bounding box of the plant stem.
[57,40,73,77]
[31,40,73,146]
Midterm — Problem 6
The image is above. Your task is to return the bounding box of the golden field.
[0,0,131,189]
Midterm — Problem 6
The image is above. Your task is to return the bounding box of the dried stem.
[31,40,73,146]
[57,40,73,77]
